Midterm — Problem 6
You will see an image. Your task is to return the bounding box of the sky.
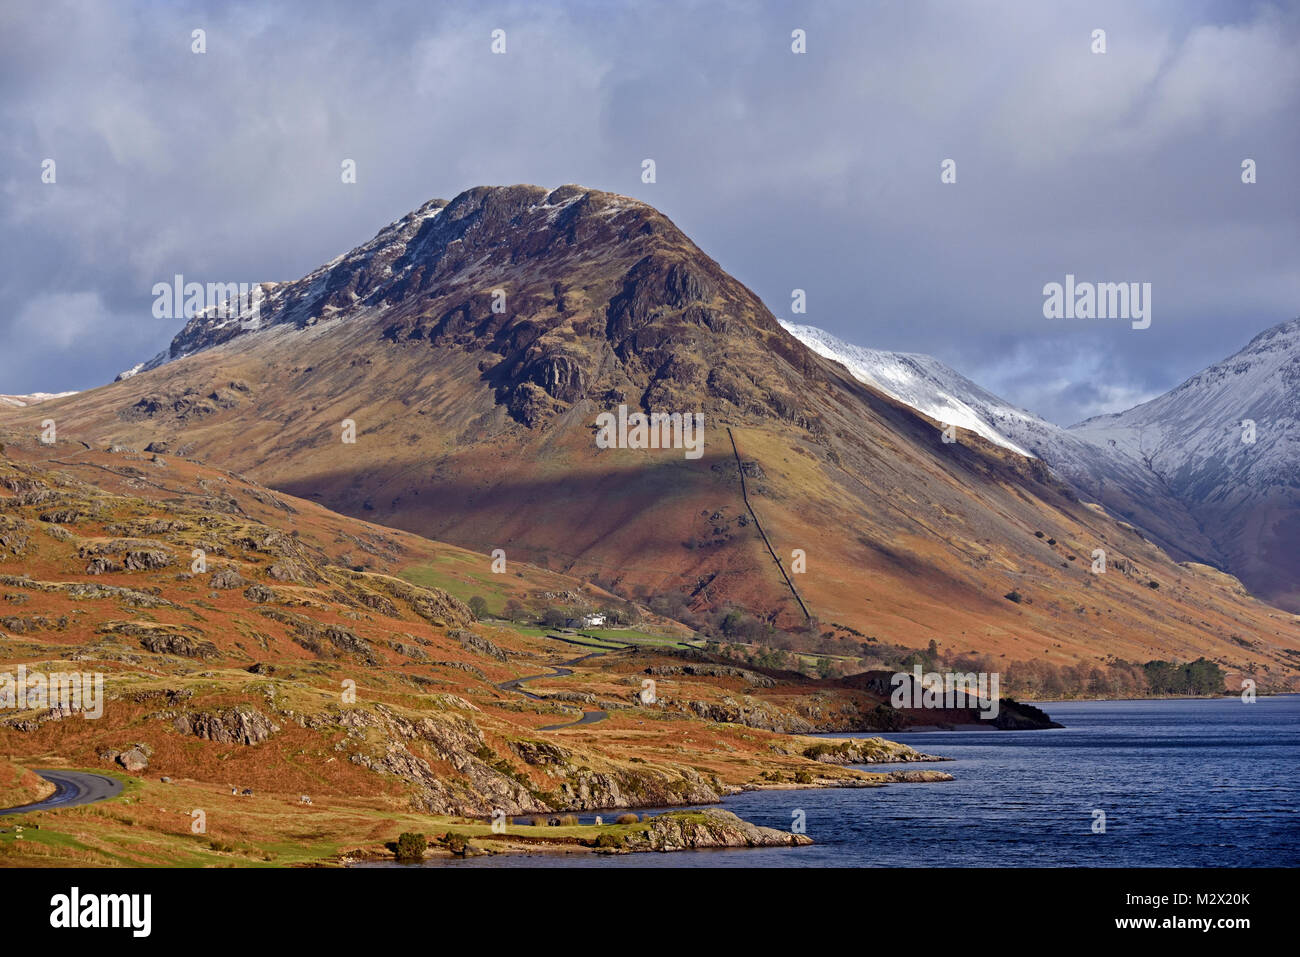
[2,0,1297,426]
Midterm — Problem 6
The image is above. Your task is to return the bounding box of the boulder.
[116,747,149,773]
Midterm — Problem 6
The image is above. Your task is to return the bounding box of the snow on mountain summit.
[779,321,1038,456]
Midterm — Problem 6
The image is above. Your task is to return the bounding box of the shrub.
[1004,590,1023,604]
[394,832,426,861]
[558,814,579,826]
[442,832,467,855]
[468,595,489,620]
[594,832,625,849]
[794,769,814,784]
[615,813,639,824]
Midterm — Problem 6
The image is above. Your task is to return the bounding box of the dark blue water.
[374,696,1300,867]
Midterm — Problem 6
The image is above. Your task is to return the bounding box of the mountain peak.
[130,182,806,429]
[131,184,686,379]
[1244,315,1300,350]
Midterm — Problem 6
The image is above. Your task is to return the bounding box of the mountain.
[3,184,1298,685]
[1070,319,1300,611]
[781,319,1300,612]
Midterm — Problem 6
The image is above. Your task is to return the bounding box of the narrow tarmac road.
[494,652,610,731]
[0,769,124,816]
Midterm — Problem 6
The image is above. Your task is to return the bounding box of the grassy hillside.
[0,432,956,866]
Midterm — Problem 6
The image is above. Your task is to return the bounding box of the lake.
[370,695,1299,867]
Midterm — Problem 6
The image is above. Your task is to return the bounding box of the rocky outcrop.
[99,621,220,659]
[208,566,245,589]
[97,743,152,773]
[509,739,572,766]
[646,663,775,688]
[322,704,544,815]
[350,742,544,817]
[682,696,816,733]
[616,809,811,852]
[138,632,219,659]
[0,575,173,608]
[430,659,488,681]
[242,583,277,603]
[880,769,954,783]
[456,630,507,662]
[554,766,720,811]
[259,608,377,665]
[173,706,278,745]
[791,736,950,765]
[342,572,473,628]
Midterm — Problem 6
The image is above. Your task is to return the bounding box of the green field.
[399,559,698,650]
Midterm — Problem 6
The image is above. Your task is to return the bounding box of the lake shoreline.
[353,697,1299,868]
[1024,691,1297,705]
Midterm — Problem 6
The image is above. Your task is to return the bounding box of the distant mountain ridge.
[0,391,78,408]
[1069,318,1300,611]
[781,318,1300,611]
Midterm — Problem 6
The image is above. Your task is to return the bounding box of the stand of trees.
[702,635,1229,698]
[583,584,1233,698]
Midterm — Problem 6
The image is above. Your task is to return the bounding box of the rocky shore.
[340,808,812,864]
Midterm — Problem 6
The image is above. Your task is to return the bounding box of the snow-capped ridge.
[780,320,1038,456]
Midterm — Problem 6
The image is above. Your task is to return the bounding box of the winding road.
[494,652,610,731]
[0,769,123,817]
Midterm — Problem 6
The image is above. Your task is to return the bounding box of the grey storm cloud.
[1,0,1297,425]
